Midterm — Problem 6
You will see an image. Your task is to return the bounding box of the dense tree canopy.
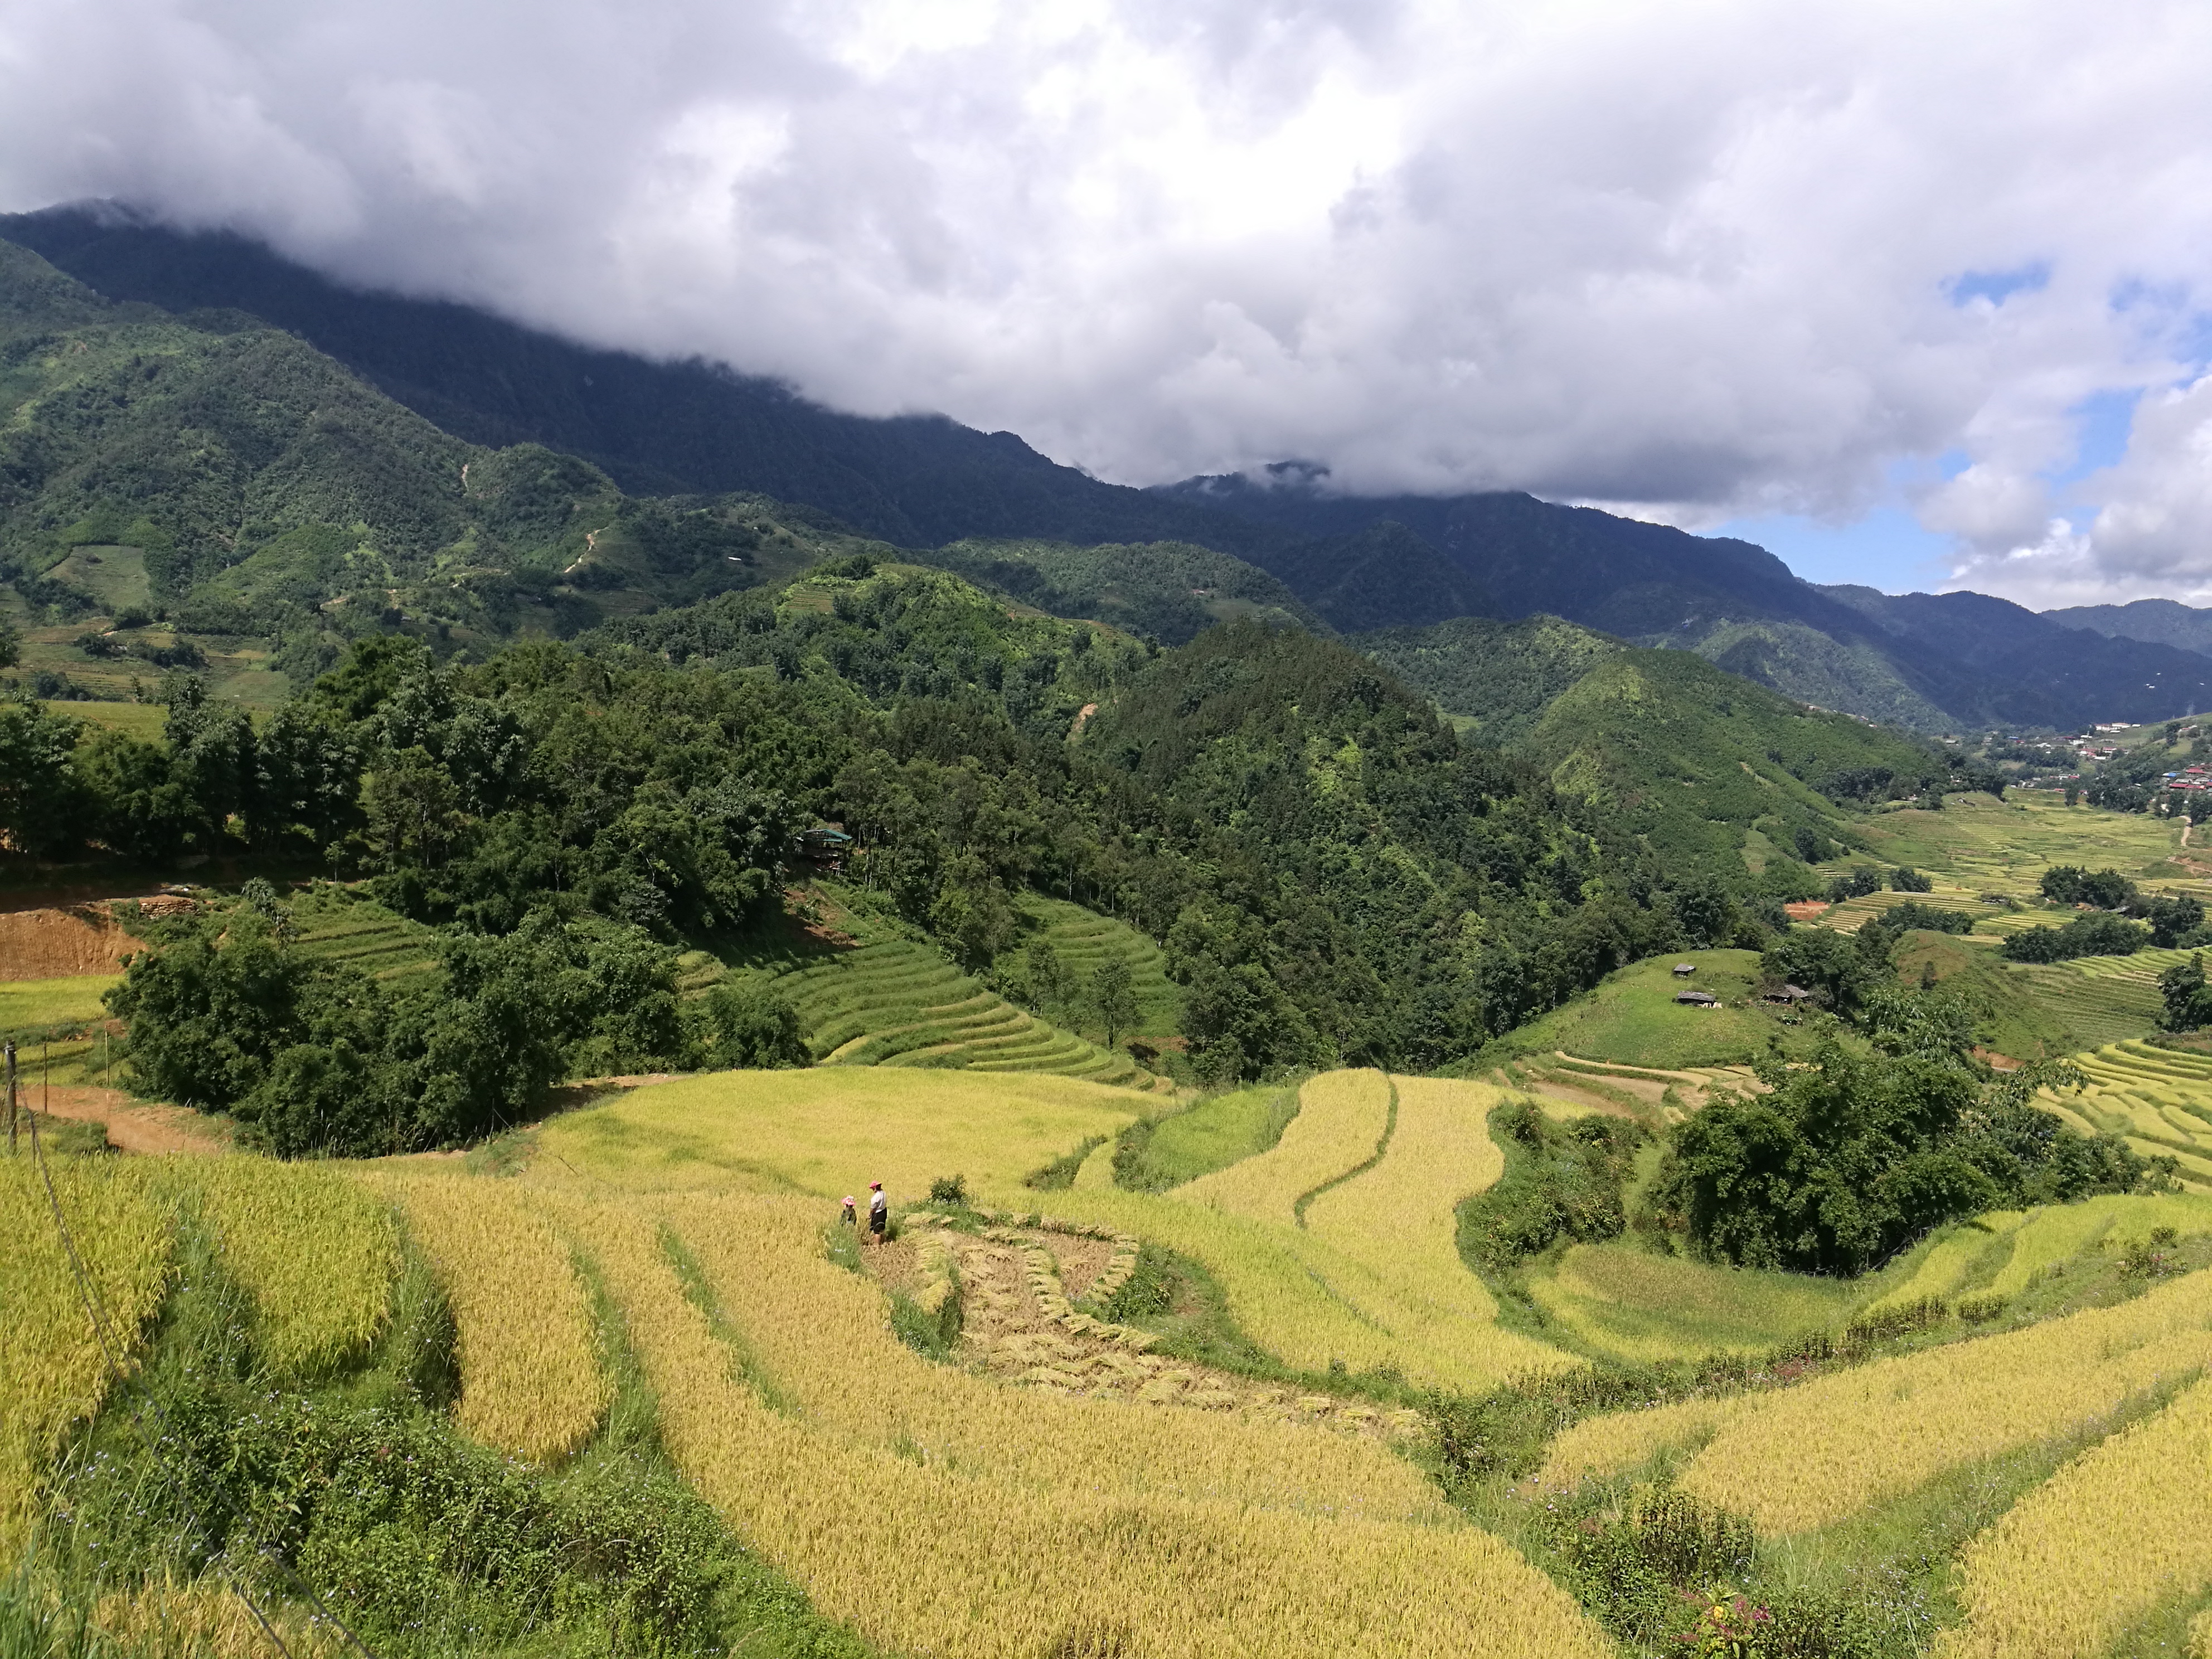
[39,562,1772,1108]
[1650,999,2166,1274]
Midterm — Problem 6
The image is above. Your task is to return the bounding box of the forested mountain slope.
[9,559,1776,1136]
[1354,612,1956,891]
[1166,472,2212,731]
[0,239,1314,726]
[18,205,2212,735]
[1817,585,2212,729]
[0,205,1292,557]
[2039,597,2212,658]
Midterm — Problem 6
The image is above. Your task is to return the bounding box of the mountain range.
[8,201,2212,735]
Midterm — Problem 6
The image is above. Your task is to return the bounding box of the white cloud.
[3,0,2212,599]
[1955,375,2212,607]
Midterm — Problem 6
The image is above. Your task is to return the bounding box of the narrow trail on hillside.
[28,1085,228,1154]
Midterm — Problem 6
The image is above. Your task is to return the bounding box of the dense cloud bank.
[3,0,2211,604]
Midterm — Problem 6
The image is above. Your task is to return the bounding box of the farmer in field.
[840,1194,857,1229]
[867,1181,888,1245]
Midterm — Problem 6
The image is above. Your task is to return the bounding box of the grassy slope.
[1893,932,2088,1061]
[1481,949,1811,1069]
[287,885,446,990]
[1134,1083,1303,1187]
[1018,894,1183,1041]
[539,1068,1147,1201]
[1525,1241,1873,1362]
[707,889,1168,1092]
[1807,793,2211,1051]
[0,973,120,1037]
[1842,792,2208,903]
[0,238,887,706]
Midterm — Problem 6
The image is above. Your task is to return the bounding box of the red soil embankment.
[0,896,192,981]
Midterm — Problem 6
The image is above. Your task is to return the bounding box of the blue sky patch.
[1947,263,2051,307]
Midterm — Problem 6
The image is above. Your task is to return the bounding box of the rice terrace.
[12,753,2212,1658]
[15,167,2212,1657]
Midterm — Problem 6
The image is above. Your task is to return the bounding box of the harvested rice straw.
[663,1191,1443,1521]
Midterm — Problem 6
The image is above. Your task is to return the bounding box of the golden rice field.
[1047,1076,1574,1389]
[545,1187,1612,1659]
[374,1172,609,1462]
[0,1160,167,1557]
[1540,1262,2212,1535]
[536,1067,1146,1201]
[1029,1182,1560,1389]
[657,1190,1442,1518]
[1302,1078,1507,1326]
[1176,1068,1393,1226]
[1937,1374,2212,1659]
[1859,1193,2212,1314]
[168,1157,398,1376]
[22,1046,2212,1655]
[2040,1040,2212,1189]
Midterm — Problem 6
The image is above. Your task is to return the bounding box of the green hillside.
[0,239,890,705]
[1524,647,1946,882]
[1476,948,1809,1070]
[917,537,1321,645]
[1354,613,1625,746]
[773,938,1159,1089]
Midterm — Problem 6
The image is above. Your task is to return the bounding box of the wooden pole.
[4,1040,15,1154]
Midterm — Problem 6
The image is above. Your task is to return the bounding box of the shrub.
[1823,866,1884,903]
[1890,866,1933,893]
[702,976,809,1068]
[2040,865,2137,909]
[1456,1101,1643,1272]
[929,1174,970,1205]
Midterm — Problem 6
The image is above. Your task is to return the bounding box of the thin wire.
[25,1107,385,1659]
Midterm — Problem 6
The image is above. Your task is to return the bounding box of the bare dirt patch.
[21,1084,229,1156]
[1,906,143,980]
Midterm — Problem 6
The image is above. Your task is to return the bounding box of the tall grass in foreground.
[0,1161,168,1558]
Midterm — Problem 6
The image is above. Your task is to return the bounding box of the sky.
[4,0,2211,609]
